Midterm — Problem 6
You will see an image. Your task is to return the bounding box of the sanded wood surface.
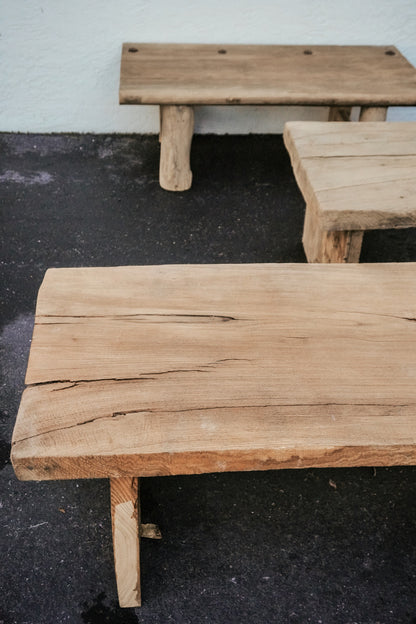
[119,44,416,106]
[11,264,416,480]
[110,477,141,607]
[284,121,416,231]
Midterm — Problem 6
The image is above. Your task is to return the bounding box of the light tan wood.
[110,477,141,607]
[328,107,352,122]
[302,204,364,262]
[11,264,416,480]
[359,106,388,121]
[159,105,194,191]
[284,121,416,232]
[120,44,416,106]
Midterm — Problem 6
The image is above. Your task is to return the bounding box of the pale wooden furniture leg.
[328,106,352,121]
[303,204,363,263]
[159,105,194,191]
[359,106,388,121]
[110,477,141,608]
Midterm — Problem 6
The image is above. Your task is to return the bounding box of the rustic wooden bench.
[11,263,416,607]
[283,121,416,262]
[119,43,416,191]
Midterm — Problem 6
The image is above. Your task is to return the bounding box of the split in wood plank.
[284,121,416,262]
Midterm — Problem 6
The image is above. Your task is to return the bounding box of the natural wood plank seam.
[284,127,416,233]
[310,175,416,194]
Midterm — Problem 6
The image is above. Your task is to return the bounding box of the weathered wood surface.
[284,121,416,232]
[110,477,141,607]
[302,204,363,263]
[159,105,194,191]
[119,44,416,106]
[11,264,416,480]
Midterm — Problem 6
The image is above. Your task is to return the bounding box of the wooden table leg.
[302,204,363,263]
[328,106,352,122]
[359,106,387,121]
[110,477,141,608]
[159,104,194,191]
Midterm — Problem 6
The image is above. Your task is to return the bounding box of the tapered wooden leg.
[159,105,194,191]
[302,205,364,263]
[328,107,352,122]
[110,477,141,608]
[359,106,387,121]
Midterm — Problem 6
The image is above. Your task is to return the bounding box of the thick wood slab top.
[119,44,416,106]
[284,121,416,231]
[12,264,416,480]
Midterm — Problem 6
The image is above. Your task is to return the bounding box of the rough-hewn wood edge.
[23,271,50,386]
[119,92,416,107]
[11,446,416,481]
[283,123,325,225]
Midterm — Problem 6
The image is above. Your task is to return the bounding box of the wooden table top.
[284,121,416,231]
[119,44,416,106]
[11,264,416,480]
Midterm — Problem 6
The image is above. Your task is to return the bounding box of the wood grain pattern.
[159,105,194,191]
[119,44,416,106]
[302,204,363,262]
[284,121,416,232]
[110,477,141,607]
[11,264,416,480]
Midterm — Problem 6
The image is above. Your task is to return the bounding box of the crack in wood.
[13,403,411,446]
[344,311,416,323]
[37,312,240,323]
[30,377,157,390]
[30,359,250,390]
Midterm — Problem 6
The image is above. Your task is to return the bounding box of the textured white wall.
[1,0,416,134]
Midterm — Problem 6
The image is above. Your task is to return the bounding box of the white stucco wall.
[1,0,416,134]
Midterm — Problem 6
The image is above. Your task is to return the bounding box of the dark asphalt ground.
[1,132,416,624]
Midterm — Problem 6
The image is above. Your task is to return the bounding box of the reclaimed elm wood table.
[284,121,416,262]
[11,263,416,606]
[119,43,416,190]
